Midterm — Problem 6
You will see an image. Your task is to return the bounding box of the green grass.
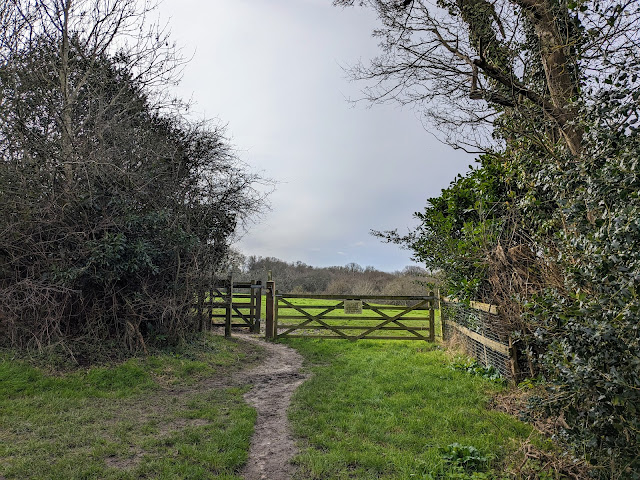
[0,334,264,480]
[1,299,546,479]
[284,338,534,480]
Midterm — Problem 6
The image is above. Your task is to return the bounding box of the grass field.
[284,338,541,480]
[0,334,264,480]
[1,294,548,479]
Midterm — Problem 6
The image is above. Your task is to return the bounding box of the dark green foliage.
[0,35,261,352]
[450,358,505,384]
[521,123,640,474]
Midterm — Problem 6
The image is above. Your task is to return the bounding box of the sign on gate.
[344,300,363,315]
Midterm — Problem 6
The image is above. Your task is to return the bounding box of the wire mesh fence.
[441,300,516,381]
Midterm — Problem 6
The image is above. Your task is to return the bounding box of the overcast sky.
[158,0,474,272]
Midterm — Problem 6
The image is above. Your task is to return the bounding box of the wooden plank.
[390,319,430,340]
[277,294,435,301]
[350,301,429,340]
[276,335,429,341]
[265,280,275,339]
[443,297,499,314]
[254,282,262,328]
[212,323,258,328]
[195,303,259,310]
[277,315,431,321]
[203,301,229,308]
[277,324,431,330]
[274,289,279,334]
[232,305,252,321]
[210,287,229,299]
[276,304,430,311]
[447,320,509,355]
[356,300,428,339]
[429,291,435,342]
[249,279,257,333]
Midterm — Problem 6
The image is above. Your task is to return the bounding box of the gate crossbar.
[277,297,350,339]
[231,304,254,325]
[358,300,430,340]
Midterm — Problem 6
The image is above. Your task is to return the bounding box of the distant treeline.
[222,253,437,296]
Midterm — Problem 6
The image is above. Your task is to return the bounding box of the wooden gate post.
[225,275,233,338]
[265,280,275,339]
[429,291,435,343]
[440,293,448,341]
[249,279,257,333]
[253,281,263,333]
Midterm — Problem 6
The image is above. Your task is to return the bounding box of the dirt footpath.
[234,335,309,480]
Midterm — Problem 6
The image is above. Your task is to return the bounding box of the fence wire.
[442,302,513,380]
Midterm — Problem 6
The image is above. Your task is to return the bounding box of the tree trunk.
[513,0,583,156]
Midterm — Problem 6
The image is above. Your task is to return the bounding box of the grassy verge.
[0,334,264,480]
[285,338,542,480]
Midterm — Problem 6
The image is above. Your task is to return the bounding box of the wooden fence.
[263,281,436,342]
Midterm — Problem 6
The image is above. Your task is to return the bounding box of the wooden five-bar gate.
[263,280,437,342]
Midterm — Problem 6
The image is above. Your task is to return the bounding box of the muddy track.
[235,335,309,480]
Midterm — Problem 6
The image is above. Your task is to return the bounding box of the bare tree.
[1,0,183,185]
[335,0,640,156]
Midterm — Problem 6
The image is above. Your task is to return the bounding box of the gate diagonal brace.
[277,298,350,339]
[365,302,429,340]
[211,287,228,300]
[231,305,253,325]
[356,300,429,340]
[278,298,348,338]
